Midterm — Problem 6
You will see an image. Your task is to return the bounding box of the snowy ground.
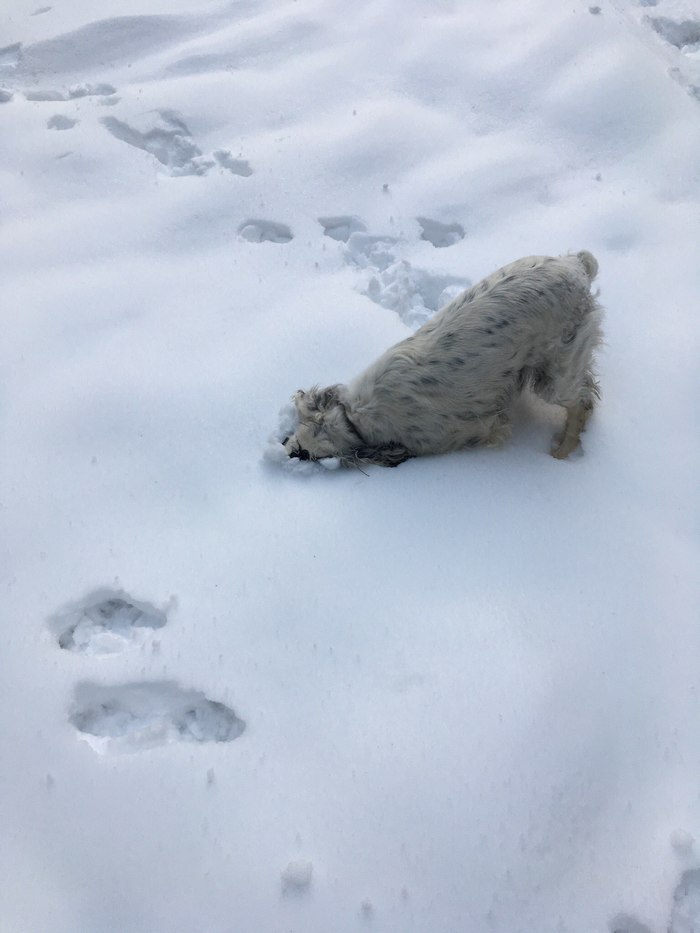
[1,0,700,931]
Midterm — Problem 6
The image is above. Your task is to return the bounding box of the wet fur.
[285,251,603,467]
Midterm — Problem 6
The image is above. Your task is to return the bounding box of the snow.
[0,0,699,931]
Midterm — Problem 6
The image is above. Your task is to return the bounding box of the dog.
[283,251,603,467]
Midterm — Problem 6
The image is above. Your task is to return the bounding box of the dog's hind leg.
[535,307,602,459]
[550,398,593,459]
[549,372,599,459]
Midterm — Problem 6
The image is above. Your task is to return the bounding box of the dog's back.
[285,251,603,466]
[429,251,598,342]
[346,251,603,457]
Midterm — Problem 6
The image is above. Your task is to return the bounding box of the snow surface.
[1,0,700,931]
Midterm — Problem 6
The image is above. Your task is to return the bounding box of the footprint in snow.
[649,17,700,51]
[69,82,116,98]
[638,13,700,99]
[51,589,167,656]
[416,216,465,248]
[238,219,293,243]
[281,860,313,896]
[213,149,253,176]
[102,111,253,178]
[25,83,116,102]
[69,681,245,754]
[669,869,700,933]
[609,915,652,933]
[0,43,22,69]
[26,89,65,101]
[318,215,367,242]
[0,89,12,103]
[47,114,77,130]
[611,867,700,933]
[102,110,213,177]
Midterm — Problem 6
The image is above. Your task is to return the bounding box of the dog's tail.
[576,250,599,282]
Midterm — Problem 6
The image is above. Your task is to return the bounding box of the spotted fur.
[284,251,603,467]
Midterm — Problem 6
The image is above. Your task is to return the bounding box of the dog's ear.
[351,443,413,468]
[293,388,312,418]
[315,385,341,411]
[294,385,341,415]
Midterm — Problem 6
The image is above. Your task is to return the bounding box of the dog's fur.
[284,251,603,467]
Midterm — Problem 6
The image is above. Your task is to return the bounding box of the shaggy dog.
[283,251,603,467]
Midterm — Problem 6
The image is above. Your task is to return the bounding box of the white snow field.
[1,0,699,930]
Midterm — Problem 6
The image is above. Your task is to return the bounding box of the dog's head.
[283,386,359,462]
[283,386,414,468]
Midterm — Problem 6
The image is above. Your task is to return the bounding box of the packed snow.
[1,0,699,931]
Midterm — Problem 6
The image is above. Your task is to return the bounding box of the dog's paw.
[550,436,584,460]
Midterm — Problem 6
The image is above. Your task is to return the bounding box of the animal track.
[52,589,167,655]
[47,114,77,130]
[416,216,465,248]
[102,111,213,176]
[649,17,700,50]
[25,89,65,101]
[610,867,700,933]
[238,219,293,243]
[70,681,245,754]
[628,8,700,100]
[318,215,367,242]
[609,915,652,933]
[69,82,116,98]
[281,860,313,896]
[213,148,253,176]
[670,869,700,933]
[26,83,116,101]
[0,89,12,103]
[344,230,470,328]
[0,43,22,69]
[102,111,252,178]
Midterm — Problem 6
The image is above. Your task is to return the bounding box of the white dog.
[283,251,603,467]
